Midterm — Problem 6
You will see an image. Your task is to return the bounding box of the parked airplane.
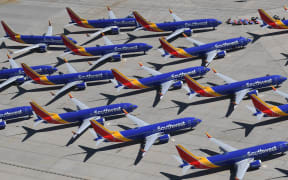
[258,9,288,29]
[0,21,77,54]
[0,54,57,90]
[90,109,201,156]
[65,6,137,38]
[184,69,287,106]
[112,63,210,99]
[0,106,34,128]
[21,59,114,103]
[61,34,152,70]
[133,9,222,40]
[30,94,138,139]
[175,133,288,180]
[159,34,251,66]
[248,87,288,119]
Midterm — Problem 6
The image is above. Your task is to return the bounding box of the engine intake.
[249,160,261,169]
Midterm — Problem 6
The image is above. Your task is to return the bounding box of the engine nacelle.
[248,90,258,96]
[216,51,226,58]
[183,29,192,36]
[172,81,183,89]
[15,77,25,84]
[111,27,120,35]
[0,120,6,129]
[155,134,170,144]
[249,160,261,169]
[112,54,122,61]
[38,44,48,52]
[96,118,105,125]
[75,82,86,90]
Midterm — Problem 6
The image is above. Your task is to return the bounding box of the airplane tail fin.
[21,63,44,80]
[61,34,80,51]
[29,101,59,124]
[133,11,152,27]
[250,94,273,113]
[176,144,202,164]
[159,37,179,54]
[1,21,17,38]
[90,119,113,138]
[184,75,207,92]
[111,68,132,85]
[66,7,85,23]
[258,9,276,25]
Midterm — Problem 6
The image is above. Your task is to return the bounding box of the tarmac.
[0,0,288,179]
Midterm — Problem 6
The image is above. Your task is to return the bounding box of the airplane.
[175,133,288,180]
[29,93,138,140]
[90,109,201,156]
[65,6,137,38]
[21,59,114,103]
[111,63,210,99]
[184,69,287,106]
[0,106,34,128]
[0,54,57,90]
[159,34,251,66]
[0,20,77,55]
[61,34,153,70]
[258,9,288,29]
[248,86,288,119]
[133,9,222,40]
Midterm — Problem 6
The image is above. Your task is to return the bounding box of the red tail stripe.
[133,11,149,26]
[184,76,203,92]
[1,21,16,38]
[258,9,274,24]
[176,145,198,163]
[111,69,130,84]
[250,95,270,112]
[66,7,82,22]
[159,38,176,53]
[90,120,111,137]
[21,63,40,80]
[61,35,78,51]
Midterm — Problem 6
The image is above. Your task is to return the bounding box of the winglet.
[107,6,111,11]
[271,86,276,91]
[212,68,216,73]
[205,132,212,138]
[123,109,128,114]
[63,58,68,63]
[88,61,92,65]
[48,20,51,26]
[68,93,73,99]
[138,62,143,67]
[101,32,105,36]
[7,53,11,59]
[169,9,173,14]
[182,33,188,38]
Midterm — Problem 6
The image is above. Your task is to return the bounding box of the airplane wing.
[68,93,89,110]
[169,9,182,22]
[0,75,22,89]
[45,21,53,36]
[10,43,45,55]
[102,34,114,45]
[88,26,118,39]
[64,59,78,74]
[235,158,254,180]
[124,110,149,127]
[107,6,116,19]
[213,69,237,84]
[166,28,191,41]
[206,133,237,153]
[205,50,218,66]
[143,132,162,155]
[272,86,288,100]
[50,80,83,98]
[234,88,251,105]
[73,116,100,138]
[160,80,174,99]
[7,55,19,69]
[88,52,118,71]
[139,63,162,76]
[182,34,205,46]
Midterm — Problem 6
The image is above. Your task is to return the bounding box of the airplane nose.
[132,104,138,110]
[205,67,210,72]
[281,76,287,82]
[53,67,57,72]
[246,38,252,43]
[217,20,222,25]
[196,119,202,124]
[147,44,153,50]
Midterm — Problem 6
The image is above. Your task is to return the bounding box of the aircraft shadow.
[271,168,288,179]
[247,30,288,43]
[280,53,288,66]
[5,116,32,124]
[147,57,201,70]
[125,32,171,44]
[227,116,288,137]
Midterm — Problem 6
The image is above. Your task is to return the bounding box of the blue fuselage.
[0,106,33,120]
[120,117,201,140]
[85,18,137,28]
[16,35,77,45]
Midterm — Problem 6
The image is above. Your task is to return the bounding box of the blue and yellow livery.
[112,63,210,99]
[90,109,201,156]
[176,133,288,180]
[258,9,288,29]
